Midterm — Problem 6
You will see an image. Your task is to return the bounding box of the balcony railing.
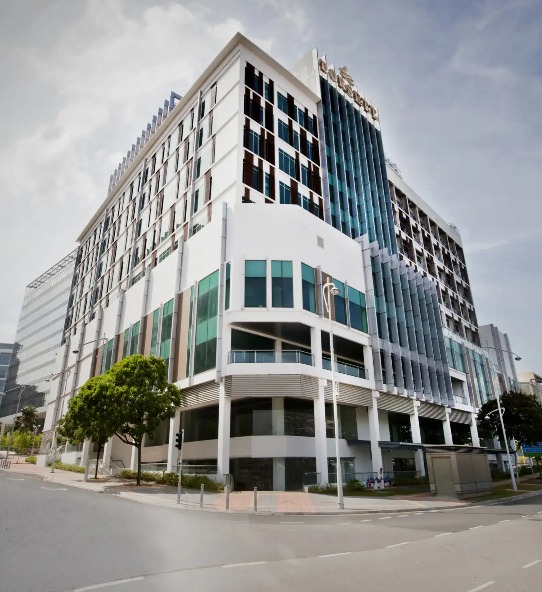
[322,357,367,379]
[228,350,314,366]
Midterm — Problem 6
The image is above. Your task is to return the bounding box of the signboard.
[522,444,542,457]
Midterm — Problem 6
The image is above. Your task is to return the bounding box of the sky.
[0,0,540,373]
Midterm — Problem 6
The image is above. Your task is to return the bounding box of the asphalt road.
[1,472,541,592]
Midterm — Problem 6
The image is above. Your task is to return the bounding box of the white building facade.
[44,34,481,490]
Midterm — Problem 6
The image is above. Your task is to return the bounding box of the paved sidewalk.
[4,460,536,514]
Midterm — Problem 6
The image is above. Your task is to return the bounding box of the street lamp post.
[485,406,517,491]
[322,281,344,510]
[1,385,27,461]
[46,367,73,473]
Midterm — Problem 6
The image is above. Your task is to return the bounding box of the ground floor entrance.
[230,457,317,491]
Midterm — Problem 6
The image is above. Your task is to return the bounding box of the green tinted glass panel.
[150,308,160,356]
[245,260,266,277]
[130,321,140,355]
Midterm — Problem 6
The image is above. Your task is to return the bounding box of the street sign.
[522,444,542,457]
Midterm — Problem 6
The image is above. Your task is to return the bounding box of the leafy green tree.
[59,375,117,479]
[106,355,182,485]
[15,406,39,432]
[478,391,542,445]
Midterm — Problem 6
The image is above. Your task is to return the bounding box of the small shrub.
[491,469,510,481]
[117,469,224,492]
[46,461,85,474]
[308,483,338,495]
[518,466,533,477]
[25,456,37,464]
[392,475,429,487]
[346,479,364,491]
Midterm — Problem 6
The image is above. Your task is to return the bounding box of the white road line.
[221,561,268,569]
[537,511,542,514]
[318,552,351,558]
[73,576,145,591]
[379,516,391,520]
[522,560,542,569]
[360,519,372,522]
[387,542,410,548]
[397,514,408,518]
[280,521,304,524]
[7,478,24,480]
[41,487,67,491]
[469,526,484,530]
[415,511,425,514]
[521,515,530,518]
[435,532,452,537]
[498,519,510,523]
[338,522,350,525]
[465,582,494,592]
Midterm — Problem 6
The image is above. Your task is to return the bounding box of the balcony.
[323,356,367,379]
[228,350,314,366]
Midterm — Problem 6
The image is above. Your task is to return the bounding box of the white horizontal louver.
[377,393,415,414]
[181,381,220,407]
[418,401,446,420]
[324,383,374,407]
[449,409,471,424]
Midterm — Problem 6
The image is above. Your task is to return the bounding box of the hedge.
[25,456,37,464]
[46,461,85,473]
[118,469,224,492]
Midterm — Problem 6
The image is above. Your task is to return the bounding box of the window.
[301,164,309,187]
[194,270,219,374]
[246,128,260,155]
[230,398,272,437]
[277,92,288,114]
[272,260,293,307]
[325,404,357,440]
[301,263,316,313]
[193,189,199,213]
[101,339,114,373]
[130,321,140,354]
[225,262,231,310]
[122,327,131,358]
[347,286,368,332]
[196,157,201,178]
[279,181,291,204]
[197,128,204,148]
[278,120,289,143]
[264,173,271,198]
[183,405,219,442]
[251,165,260,191]
[159,299,174,370]
[150,308,160,356]
[284,398,315,436]
[333,280,347,324]
[264,81,273,102]
[245,260,266,307]
[279,149,296,178]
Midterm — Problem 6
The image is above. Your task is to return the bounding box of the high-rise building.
[1,250,77,423]
[478,324,519,393]
[518,372,542,405]
[45,34,485,489]
[0,343,13,393]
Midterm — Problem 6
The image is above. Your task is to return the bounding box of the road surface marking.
[498,520,510,523]
[221,561,268,569]
[360,519,372,522]
[338,522,350,525]
[537,511,542,514]
[465,582,494,592]
[318,552,351,558]
[521,515,530,518]
[415,511,425,514]
[397,514,408,518]
[435,532,452,537]
[522,560,541,569]
[7,478,24,480]
[41,487,67,491]
[469,526,484,530]
[73,576,145,591]
[280,521,304,524]
[387,542,410,548]
[379,516,391,520]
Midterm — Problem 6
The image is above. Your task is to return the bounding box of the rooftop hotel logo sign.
[318,59,379,121]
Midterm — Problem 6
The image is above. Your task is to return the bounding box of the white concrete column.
[275,339,282,363]
[314,379,329,484]
[410,401,426,476]
[369,391,383,473]
[102,437,113,473]
[310,326,322,369]
[272,397,284,435]
[273,458,285,491]
[81,438,91,467]
[167,409,181,473]
[470,413,480,447]
[217,381,231,479]
[443,409,454,445]
[129,445,137,471]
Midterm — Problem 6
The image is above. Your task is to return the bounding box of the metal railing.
[304,470,424,488]
[229,350,314,366]
[322,357,367,379]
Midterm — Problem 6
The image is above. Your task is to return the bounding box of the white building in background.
[1,251,76,428]
[518,372,542,405]
[478,323,519,393]
[44,33,486,490]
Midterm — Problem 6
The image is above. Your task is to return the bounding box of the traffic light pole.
[176,429,184,505]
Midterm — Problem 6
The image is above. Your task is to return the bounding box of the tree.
[477,391,542,446]
[59,375,117,479]
[15,406,39,432]
[106,355,182,485]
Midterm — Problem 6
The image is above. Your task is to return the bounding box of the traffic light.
[175,432,183,450]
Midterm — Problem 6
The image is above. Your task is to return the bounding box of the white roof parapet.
[107,91,183,195]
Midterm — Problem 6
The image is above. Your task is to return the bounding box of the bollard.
[254,486,258,512]
[200,483,204,508]
[225,485,230,511]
